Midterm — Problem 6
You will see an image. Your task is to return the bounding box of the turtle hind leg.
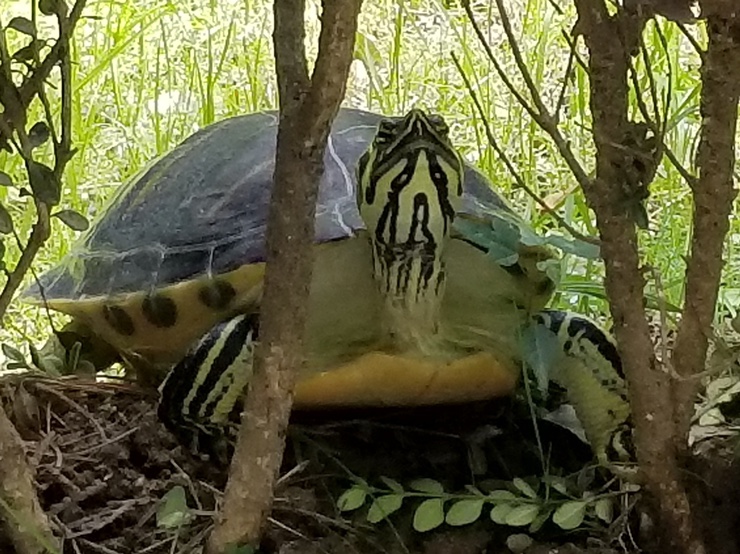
[157,313,259,463]
[531,309,632,470]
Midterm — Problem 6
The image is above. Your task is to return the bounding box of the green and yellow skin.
[157,109,631,470]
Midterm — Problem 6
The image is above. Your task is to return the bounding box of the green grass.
[0,0,724,353]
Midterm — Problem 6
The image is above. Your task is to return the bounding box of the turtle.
[22,107,630,467]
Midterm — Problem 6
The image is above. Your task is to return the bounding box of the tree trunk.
[206,0,363,551]
[573,1,708,551]
[0,406,58,554]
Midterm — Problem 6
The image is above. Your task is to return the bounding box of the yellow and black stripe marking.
[357,110,463,249]
[158,312,258,447]
[532,310,632,467]
[356,109,464,305]
[534,309,625,399]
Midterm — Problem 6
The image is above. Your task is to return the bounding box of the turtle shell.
[25,108,510,302]
[23,108,551,373]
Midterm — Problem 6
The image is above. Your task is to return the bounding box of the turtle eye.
[375,119,395,145]
[427,114,449,135]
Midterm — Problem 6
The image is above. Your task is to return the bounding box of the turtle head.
[357,109,464,249]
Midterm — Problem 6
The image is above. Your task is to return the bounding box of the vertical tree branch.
[670,1,740,451]
[573,1,705,552]
[0,407,58,554]
[206,0,363,551]
[0,4,87,552]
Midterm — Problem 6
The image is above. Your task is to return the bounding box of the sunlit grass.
[0,0,722,352]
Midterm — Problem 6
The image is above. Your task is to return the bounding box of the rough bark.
[671,0,740,454]
[0,406,58,554]
[573,1,706,552]
[205,0,363,552]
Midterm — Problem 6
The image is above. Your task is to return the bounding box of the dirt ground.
[0,374,736,554]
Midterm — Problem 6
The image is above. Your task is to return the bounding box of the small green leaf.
[157,485,192,529]
[538,257,561,285]
[66,341,82,373]
[528,505,553,534]
[546,233,601,260]
[53,209,89,231]
[2,343,25,362]
[0,203,13,234]
[516,223,545,247]
[39,0,66,16]
[413,498,445,532]
[490,503,514,524]
[545,476,569,496]
[0,172,12,187]
[337,485,367,512]
[367,494,403,523]
[28,122,50,148]
[27,160,60,205]
[488,490,517,503]
[445,499,484,526]
[28,342,42,369]
[593,498,614,523]
[512,478,538,499]
[12,42,40,63]
[552,501,587,530]
[7,17,36,37]
[37,355,63,376]
[379,476,404,494]
[409,478,444,495]
[453,215,520,266]
[505,504,540,527]
[521,324,561,396]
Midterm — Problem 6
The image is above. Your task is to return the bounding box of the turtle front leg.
[157,313,259,462]
[530,310,634,474]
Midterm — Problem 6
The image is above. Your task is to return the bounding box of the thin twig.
[561,27,589,74]
[676,20,705,59]
[493,0,553,121]
[451,52,600,246]
[628,55,697,188]
[0,0,87,321]
[460,0,538,123]
[554,36,578,125]
[33,382,108,440]
[68,426,139,457]
[652,19,672,138]
[0,204,51,319]
[461,0,592,190]
[639,33,663,135]
[18,0,87,110]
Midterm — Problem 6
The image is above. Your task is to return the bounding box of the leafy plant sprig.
[336,473,630,534]
[0,0,90,324]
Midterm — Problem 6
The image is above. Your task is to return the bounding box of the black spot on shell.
[103,305,135,336]
[198,280,236,310]
[142,293,178,328]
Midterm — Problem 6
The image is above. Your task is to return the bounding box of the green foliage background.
[0,0,729,349]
